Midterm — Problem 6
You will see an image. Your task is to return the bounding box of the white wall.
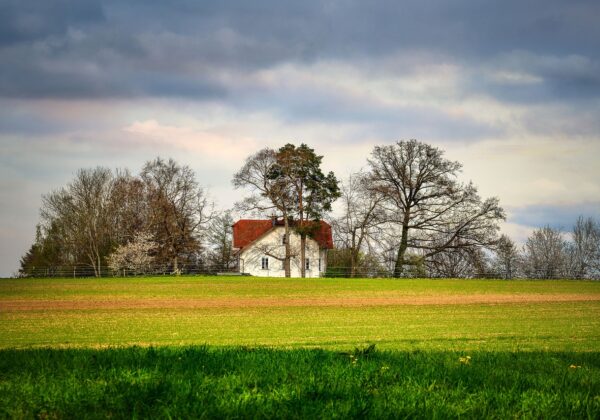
[239,226,327,277]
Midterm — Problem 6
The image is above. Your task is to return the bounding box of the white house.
[232,219,333,277]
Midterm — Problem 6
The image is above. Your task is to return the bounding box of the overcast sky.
[1,0,599,276]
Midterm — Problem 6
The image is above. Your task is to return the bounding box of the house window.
[261,257,269,270]
[305,258,310,270]
[282,234,286,245]
[318,258,321,272]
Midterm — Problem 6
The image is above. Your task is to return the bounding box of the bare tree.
[566,216,600,279]
[205,210,236,271]
[232,148,296,277]
[110,170,147,245]
[41,167,116,277]
[521,226,567,279]
[141,158,212,273]
[367,140,505,277]
[332,172,386,277]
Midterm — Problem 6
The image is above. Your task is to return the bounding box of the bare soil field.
[2,292,599,311]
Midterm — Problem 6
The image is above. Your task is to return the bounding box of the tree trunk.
[173,255,179,274]
[350,251,357,278]
[393,213,410,278]
[350,230,358,277]
[284,217,291,278]
[298,179,306,278]
[87,250,99,278]
[300,234,306,278]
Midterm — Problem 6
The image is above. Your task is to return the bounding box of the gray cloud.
[468,52,600,105]
[0,0,105,46]
[1,0,599,103]
[0,27,228,99]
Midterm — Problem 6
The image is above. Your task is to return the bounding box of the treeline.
[327,140,600,279]
[18,140,600,279]
[493,221,600,279]
[328,220,600,279]
[19,158,234,277]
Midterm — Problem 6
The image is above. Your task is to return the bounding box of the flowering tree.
[108,232,157,275]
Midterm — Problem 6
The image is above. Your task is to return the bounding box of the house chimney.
[270,214,277,226]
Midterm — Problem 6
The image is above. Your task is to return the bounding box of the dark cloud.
[509,203,600,231]
[466,52,600,104]
[0,0,105,46]
[0,31,228,99]
[0,0,599,102]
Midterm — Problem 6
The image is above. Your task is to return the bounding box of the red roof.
[232,219,273,249]
[232,219,333,249]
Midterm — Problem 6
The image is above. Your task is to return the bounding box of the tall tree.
[141,158,212,272]
[269,143,340,277]
[232,148,296,277]
[332,172,385,277]
[367,140,505,277]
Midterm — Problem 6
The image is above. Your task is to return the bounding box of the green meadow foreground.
[1,277,600,418]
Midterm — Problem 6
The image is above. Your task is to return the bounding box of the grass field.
[2,277,600,350]
[1,277,600,417]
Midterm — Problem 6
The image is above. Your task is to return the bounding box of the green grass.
[1,346,599,419]
[3,302,600,351]
[1,277,599,417]
[1,277,599,350]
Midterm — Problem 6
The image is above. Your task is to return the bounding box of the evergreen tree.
[269,144,340,277]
